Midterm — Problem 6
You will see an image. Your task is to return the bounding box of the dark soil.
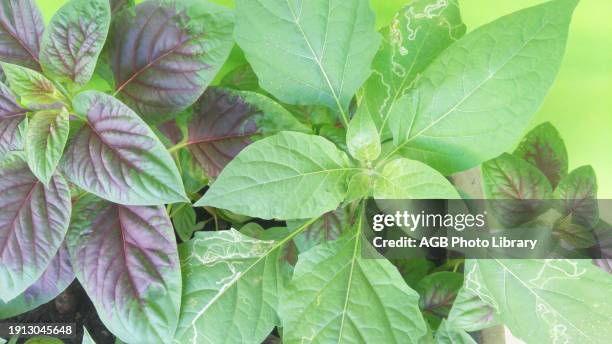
[2,281,114,344]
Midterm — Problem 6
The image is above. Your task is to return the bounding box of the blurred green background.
[36,0,611,197]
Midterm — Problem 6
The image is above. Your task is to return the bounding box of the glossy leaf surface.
[62,91,187,205]
[110,0,234,120]
[67,195,181,343]
[0,157,71,302]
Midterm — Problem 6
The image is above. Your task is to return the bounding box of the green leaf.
[514,122,568,188]
[61,91,188,206]
[82,327,96,344]
[482,153,552,227]
[435,320,476,344]
[23,338,63,344]
[347,105,380,162]
[388,0,578,174]
[171,204,199,242]
[234,0,381,121]
[196,131,353,220]
[40,0,111,87]
[345,172,372,203]
[0,81,28,158]
[475,259,612,343]
[280,216,427,343]
[416,272,463,328]
[447,261,500,332]
[554,165,598,228]
[175,229,288,344]
[287,208,351,253]
[25,108,69,185]
[1,63,67,107]
[361,0,466,137]
[374,158,459,199]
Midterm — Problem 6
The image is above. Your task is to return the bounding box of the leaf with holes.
[66,194,181,343]
[361,0,465,137]
[0,81,27,157]
[61,91,187,205]
[0,243,74,319]
[0,156,71,302]
[40,0,111,87]
[514,122,568,188]
[109,0,234,121]
[185,87,308,178]
[25,108,69,185]
[482,153,552,227]
[175,229,287,344]
[388,0,577,174]
[196,131,352,220]
[235,0,381,119]
[0,0,44,70]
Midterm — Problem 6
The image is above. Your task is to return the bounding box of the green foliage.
[0,1,605,344]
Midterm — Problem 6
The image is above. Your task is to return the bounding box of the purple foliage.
[0,0,44,70]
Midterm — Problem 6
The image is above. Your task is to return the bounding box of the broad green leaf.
[23,338,63,344]
[554,165,598,228]
[219,63,262,93]
[82,327,96,344]
[434,320,476,344]
[514,122,568,188]
[0,243,73,319]
[0,0,44,71]
[196,131,353,220]
[0,81,28,158]
[25,108,69,185]
[110,0,134,16]
[347,105,380,162]
[0,157,71,302]
[40,0,111,87]
[280,218,427,343]
[416,272,463,328]
[388,0,578,174]
[185,87,308,178]
[475,259,612,343]
[67,194,181,344]
[393,259,436,289]
[345,171,372,203]
[234,0,381,118]
[482,153,552,227]
[447,261,500,332]
[374,158,459,199]
[175,229,287,344]
[61,91,188,205]
[110,0,234,121]
[361,0,465,137]
[1,63,66,107]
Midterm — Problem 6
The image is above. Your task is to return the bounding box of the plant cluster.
[0,0,610,343]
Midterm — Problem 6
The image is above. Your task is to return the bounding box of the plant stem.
[168,142,190,153]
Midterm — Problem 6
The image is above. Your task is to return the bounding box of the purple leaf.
[109,0,233,120]
[0,243,74,319]
[39,0,111,86]
[0,0,44,71]
[415,272,463,328]
[186,88,307,177]
[554,165,598,228]
[61,91,187,205]
[287,208,351,253]
[66,194,181,343]
[0,81,27,156]
[0,156,71,302]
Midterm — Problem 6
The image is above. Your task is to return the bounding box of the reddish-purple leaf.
[109,0,233,120]
[186,88,307,177]
[0,243,74,319]
[554,165,598,228]
[0,81,27,156]
[0,0,44,71]
[67,194,181,343]
[0,156,71,302]
[61,91,187,205]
